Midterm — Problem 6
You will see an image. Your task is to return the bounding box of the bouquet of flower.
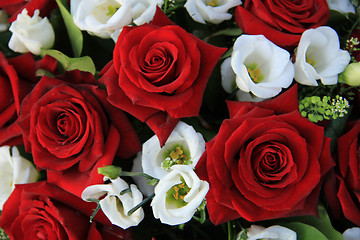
[0,0,359,239]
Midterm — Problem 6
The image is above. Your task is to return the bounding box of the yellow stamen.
[247,64,264,83]
[207,0,219,7]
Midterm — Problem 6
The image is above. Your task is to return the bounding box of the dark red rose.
[324,121,360,226]
[0,181,132,240]
[196,86,334,224]
[99,8,226,145]
[0,52,50,146]
[235,0,329,49]
[0,0,57,22]
[18,75,141,196]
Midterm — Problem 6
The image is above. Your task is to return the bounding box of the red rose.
[18,74,141,196]
[0,181,132,239]
[196,86,334,224]
[235,0,329,49]
[324,121,360,226]
[99,8,226,145]
[0,52,50,146]
[0,0,57,22]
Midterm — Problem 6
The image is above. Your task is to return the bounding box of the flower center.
[166,177,190,207]
[92,0,121,23]
[106,5,119,17]
[306,53,316,67]
[205,0,219,7]
[246,63,264,83]
[161,144,192,171]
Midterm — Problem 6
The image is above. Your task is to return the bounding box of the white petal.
[247,225,297,240]
[343,227,360,240]
[221,57,237,93]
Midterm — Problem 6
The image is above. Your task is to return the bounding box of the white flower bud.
[151,165,209,225]
[82,177,144,229]
[0,146,39,210]
[339,62,360,86]
[8,9,55,55]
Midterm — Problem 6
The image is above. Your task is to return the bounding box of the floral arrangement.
[0,0,359,239]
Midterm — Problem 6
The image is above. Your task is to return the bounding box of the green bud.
[97,165,122,179]
[339,62,360,86]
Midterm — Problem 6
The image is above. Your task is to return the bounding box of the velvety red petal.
[47,125,120,198]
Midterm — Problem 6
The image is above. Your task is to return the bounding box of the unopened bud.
[339,62,360,86]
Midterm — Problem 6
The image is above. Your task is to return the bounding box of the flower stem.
[127,192,155,216]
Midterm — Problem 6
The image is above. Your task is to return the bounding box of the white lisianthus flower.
[184,0,242,24]
[343,227,360,240]
[294,26,351,86]
[221,34,294,99]
[71,0,133,39]
[243,225,297,240]
[82,176,144,229]
[131,0,163,26]
[151,165,209,225]
[142,121,205,180]
[0,146,39,210]
[8,9,55,55]
[327,0,355,14]
[0,10,9,32]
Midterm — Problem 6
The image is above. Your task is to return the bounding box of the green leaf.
[324,109,351,153]
[280,205,344,240]
[41,49,96,74]
[281,222,328,240]
[56,0,83,57]
[204,28,243,42]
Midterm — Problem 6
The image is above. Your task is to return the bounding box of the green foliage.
[299,95,350,123]
[282,222,328,240]
[282,205,344,240]
[56,0,83,57]
[40,49,96,74]
[0,228,9,240]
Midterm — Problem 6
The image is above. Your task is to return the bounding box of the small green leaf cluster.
[299,95,350,123]
[0,228,9,240]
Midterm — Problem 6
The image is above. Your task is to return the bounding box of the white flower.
[0,10,9,32]
[142,121,205,180]
[327,0,355,14]
[343,227,360,240]
[8,9,55,55]
[222,34,294,99]
[243,225,297,240]
[294,26,351,86]
[151,165,209,225]
[184,0,242,24]
[131,0,163,26]
[71,0,133,39]
[0,146,39,210]
[82,176,144,229]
